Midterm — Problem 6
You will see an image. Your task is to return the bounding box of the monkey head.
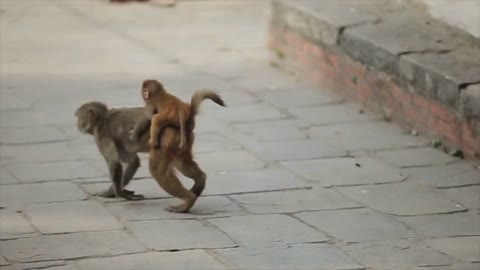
[74,101,108,135]
[141,79,164,101]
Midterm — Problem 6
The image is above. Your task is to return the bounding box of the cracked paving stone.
[0,167,18,184]
[24,201,124,234]
[0,182,87,208]
[232,119,310,141]
[281,156,406,187]
[338,182,466,216]
[230,188,360,214]
[0,210,37,240]
[376,147,458,168]
[295,208,413,243]
[215,243,363,270]
[307,121,428,151]
[398,212,480,238]
[19,261,78,270]
[258,88,342,108]
[428,237,480,263]
[205,103,286,123]
[76,251,226,270]
[196,150,266,172]
[442,185,480,209]
[5,160,105,183]
[127,219,235,251]
[209,214,328,246]
[343,240,451,269]
[107,196,246,221]
[0,126,67,145]
[288,104,379,125]
[243,138,347,162]
[0,255,9,266]
[0,231,146,263]
[404,162,480,188]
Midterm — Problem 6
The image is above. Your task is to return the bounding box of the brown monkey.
[74,102,150,200]
[132,82,225,213]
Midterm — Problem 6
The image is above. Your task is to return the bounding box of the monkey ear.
[87,108,96,121]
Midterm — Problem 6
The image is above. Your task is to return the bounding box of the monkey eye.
[143,89,150,99]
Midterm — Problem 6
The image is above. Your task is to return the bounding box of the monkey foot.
[95,189,137,198]
[124,193,145,201]
[165,205,190,213]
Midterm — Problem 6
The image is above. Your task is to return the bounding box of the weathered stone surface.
[258,87,341,108]
[281,156,406,187]
[0,255,9,266]
[376,147,457,168]
[196,150,266,172]
[0,210,37,240]
[232,119,310,141]
[209,214,328,246]
[289,104,379,125]
[398,212,480,238]
[0,92,31,111]
[206,103,286,123]
[107,196,246,221]
[18,261,77,270]
[307,121,428,151]
[460,84,480,120]
[428,237,480,263]
[343,240,451,269]
[5,160,105,183]
[442,185,480,209]
[405,162,480,188]
[0,143,81,164]
[215,243,362,270]
[338,182,466,216]
[24,201,123,234]
[76,251,226,270]
[243,138,347,161]
[203,168,310,195]
[0,168,18,184]
[1,231,146,263]
[296,208,413,242]
[0,182,87,208]
[127,220,235,251]
[230,188,359,214]
[193,133,242,154]
[272,0,377,46]
[0,126,67,145]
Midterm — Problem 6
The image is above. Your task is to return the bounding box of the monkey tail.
[188,90,225,128]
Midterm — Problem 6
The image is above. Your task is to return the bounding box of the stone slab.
[0,126,67,145]
[0,182,87,208]
[1,231,146,263]
[18,261,77,270]
[196,150,267,172]
[428,237,480,263]
[405,162,480,188]
[398,212,480,238]
[376,147,458,168]
[82,178,168,201]
[192,133,242,154]
[215,243,362,270]
[442,186,480,209]
[0,143,81,164]
[0,168,18,184]
[127,219,235,251]
[24,201,124,234]
[296,208,413,242]
[343,240,451,269]
[230,188,359,214]
[289,104,379,125]
[5,160,105,183]
[0,210,37,240]
[281,156,406,187]
[209,214,328,246]
[338,182,466,216]
[206,103,286,123]
[244,138,347,162]
[258,88,341,108]
[107,196,246,221]
[76,251,226,270]
[307,121,428,151]
[232,119,310,141]
[0,92,32,111]
[0,256,9,266]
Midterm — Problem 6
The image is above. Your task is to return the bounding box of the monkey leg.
[96,156,141,198]
[176,157,206,197]
[108,161,144,201]
[151,160,197,213]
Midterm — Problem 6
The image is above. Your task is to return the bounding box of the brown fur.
[74,102,150,200]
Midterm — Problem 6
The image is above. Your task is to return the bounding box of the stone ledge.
[268,0,480,159]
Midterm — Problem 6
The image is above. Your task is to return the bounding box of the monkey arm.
[130,104,155,142]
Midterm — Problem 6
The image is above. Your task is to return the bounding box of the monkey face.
[74,102,107,135]
[141,80,163,101]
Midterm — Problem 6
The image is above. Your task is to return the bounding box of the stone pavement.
[0,1,479,270]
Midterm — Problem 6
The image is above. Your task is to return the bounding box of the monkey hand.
[129,130,138,143]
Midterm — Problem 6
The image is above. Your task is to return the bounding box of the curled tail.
[188,90,225,129]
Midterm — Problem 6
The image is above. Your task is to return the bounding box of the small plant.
[275,49,284,59]
[351,75,357,84]
[449,149,464,158]
[432,139,442,148]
